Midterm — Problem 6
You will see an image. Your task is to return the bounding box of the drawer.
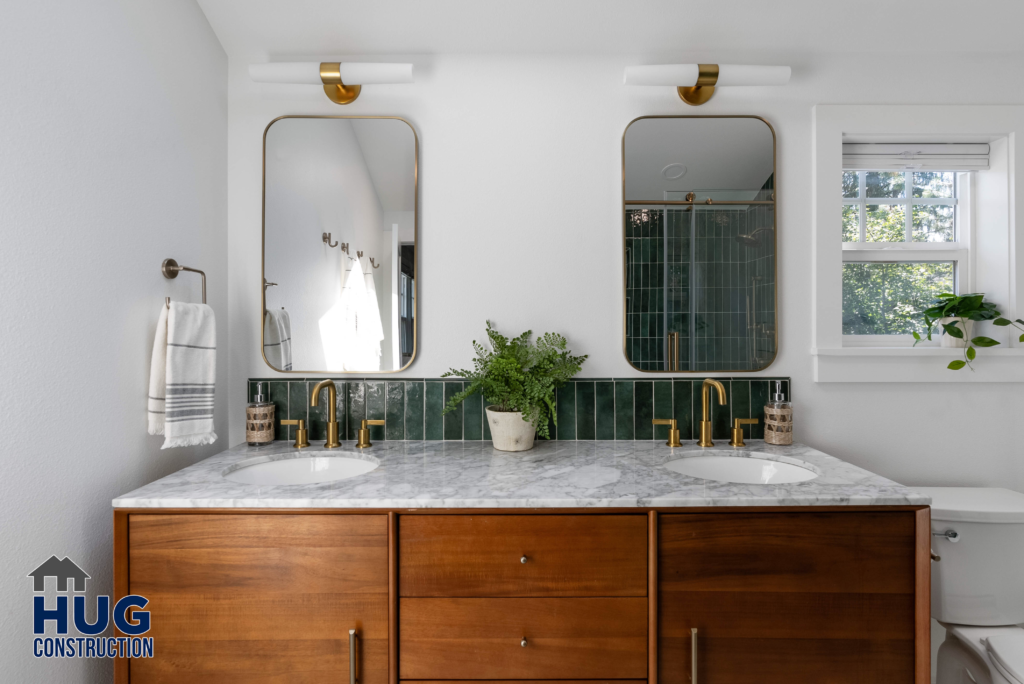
[399,597,648,680]
[399,515,647,597]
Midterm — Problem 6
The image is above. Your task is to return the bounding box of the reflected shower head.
[735,226,773,248]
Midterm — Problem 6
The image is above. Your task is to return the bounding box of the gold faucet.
[728,418,758,447]
[698,379,727,447]
[310,379,340,448]
[356,419,386,449]
[652,419,683,447]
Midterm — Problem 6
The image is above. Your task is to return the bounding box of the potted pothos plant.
[914,293,1024,370]
[442,322,587,451]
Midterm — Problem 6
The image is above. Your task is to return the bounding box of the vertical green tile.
[614,381,634,440]
[405,381,424,440]
[366,382,386,441]
[287,381,308,442]
[248,381,257,403]
[653,381,673,441]
[731,380,751,419]
[307,381,327,441]
[268,381,288,440]
[750,380,769,440]
[556,384,576,440]
[386,382,405,440]
[482,400,493,442]
[425,382,444,440]
[673,380,693,441]
[634,381,654,440]
[443,382,463,440]
[347,381,365,442]
[463,390,483,441]
[575,381,595,440]
[713,379,732,440]
[335,380,348,440]
[595,381,615,440]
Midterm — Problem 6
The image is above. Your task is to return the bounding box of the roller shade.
[842,143,989,171]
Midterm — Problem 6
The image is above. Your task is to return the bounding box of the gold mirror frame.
[261,114,419,374]
[621,115,778,373]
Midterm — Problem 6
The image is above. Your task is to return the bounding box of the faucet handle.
[280,419,310,449]
[652,419,683,448]
[356,419,386,449]
[729,418,759,447]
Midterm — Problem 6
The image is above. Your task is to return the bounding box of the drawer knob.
[520,555,528,564]
[521,637,528,647]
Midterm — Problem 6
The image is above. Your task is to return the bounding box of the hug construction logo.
[28,556,154,659]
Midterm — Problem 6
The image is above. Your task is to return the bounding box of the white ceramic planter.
[485,406,536,452]
[939,317,975,348]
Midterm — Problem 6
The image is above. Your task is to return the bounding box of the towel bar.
[162,258,206,308]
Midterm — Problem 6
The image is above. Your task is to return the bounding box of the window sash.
[843,170,957,243]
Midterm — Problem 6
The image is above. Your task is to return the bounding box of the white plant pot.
[486,406,536,452]
[939,317,975,348]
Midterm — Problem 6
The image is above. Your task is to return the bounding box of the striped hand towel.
[147,302,218,448]
[263,308,292,371]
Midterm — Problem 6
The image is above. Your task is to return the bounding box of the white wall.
[229,51,1024,493]
[0,0,226,680]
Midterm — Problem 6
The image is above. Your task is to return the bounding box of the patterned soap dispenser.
[246,382,275,446]
[764,381,793,445]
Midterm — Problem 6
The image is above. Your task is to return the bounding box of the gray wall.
[0,0,227,680]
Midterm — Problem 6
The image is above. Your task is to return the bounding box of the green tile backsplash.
[248,377,791,442]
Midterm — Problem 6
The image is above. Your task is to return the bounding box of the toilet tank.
[916,487,1024,626]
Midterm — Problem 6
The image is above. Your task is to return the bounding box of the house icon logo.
[28,556,155,660]
[28,556,90,593]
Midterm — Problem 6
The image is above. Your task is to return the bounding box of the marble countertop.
[113,440,930,509]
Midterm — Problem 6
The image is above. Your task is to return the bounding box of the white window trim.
[812,105,1024,382]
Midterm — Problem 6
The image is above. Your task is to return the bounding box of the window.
[841,170,969,342]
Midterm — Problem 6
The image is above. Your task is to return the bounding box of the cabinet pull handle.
[691,627,698,684]
[350,629,357,684]
[520,555,528,564]
[521,637,528,647]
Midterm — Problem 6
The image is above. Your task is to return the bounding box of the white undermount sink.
[224,454,379,485]
[664,452,818,485]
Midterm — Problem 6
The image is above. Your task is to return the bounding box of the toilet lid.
[987,633,1024,683]
[915,487,1024,523]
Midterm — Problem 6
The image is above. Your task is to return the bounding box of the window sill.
[812,347,1024,382]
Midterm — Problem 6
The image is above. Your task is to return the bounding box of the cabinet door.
[127,514,389,684]
[659,512,917,684]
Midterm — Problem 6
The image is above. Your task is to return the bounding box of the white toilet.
[916,487,1024,684]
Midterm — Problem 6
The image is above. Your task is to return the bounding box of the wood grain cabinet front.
[399,514,648,597]
[125,514,389,684]
[399,597,648,680]
[659,511,921,684]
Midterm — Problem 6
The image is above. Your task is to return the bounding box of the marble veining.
[113,440,930,509]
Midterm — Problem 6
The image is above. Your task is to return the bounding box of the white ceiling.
[624,118,773,200]
[197,0,1024,58]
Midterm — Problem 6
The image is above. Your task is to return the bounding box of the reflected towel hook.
[340,243,349,255]
[369,257,380,269]
[322,232,338,248]
[162,258,206,308]
[264,279,277,292]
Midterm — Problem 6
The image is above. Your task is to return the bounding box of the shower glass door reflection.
[625,198,775,371]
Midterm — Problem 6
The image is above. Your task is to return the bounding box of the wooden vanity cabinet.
[120,513,390,684]
[658,511,926,684]
[115,507,928,684]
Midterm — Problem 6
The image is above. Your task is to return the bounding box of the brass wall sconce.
[624,64,791,106]
[249,62,413,105]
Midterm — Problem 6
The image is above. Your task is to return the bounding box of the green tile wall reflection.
[248,376,792,443]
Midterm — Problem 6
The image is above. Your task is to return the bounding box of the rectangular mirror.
[623,115,777,372]
[262,115,417,373]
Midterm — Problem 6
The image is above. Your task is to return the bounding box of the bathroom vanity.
[113,441,931,684]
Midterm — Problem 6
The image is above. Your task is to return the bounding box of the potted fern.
[442,322,587,451]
